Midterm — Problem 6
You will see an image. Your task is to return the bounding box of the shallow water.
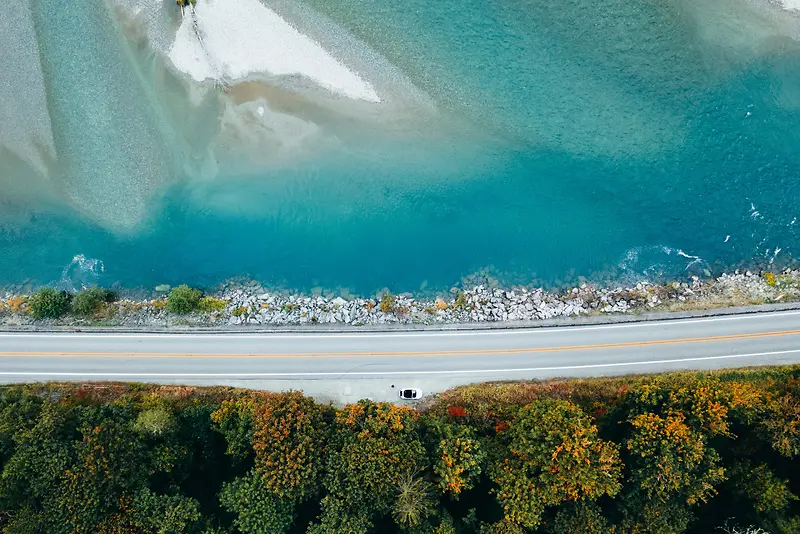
[1,0,800,294]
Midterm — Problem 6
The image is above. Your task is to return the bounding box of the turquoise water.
[1,0,800,293]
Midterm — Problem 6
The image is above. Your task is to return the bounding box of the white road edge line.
[0,310,798,340]
[1,348,799,377]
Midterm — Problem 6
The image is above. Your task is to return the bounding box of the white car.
[398,388,422,400]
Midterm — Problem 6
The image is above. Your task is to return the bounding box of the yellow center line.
[0,329,798,359]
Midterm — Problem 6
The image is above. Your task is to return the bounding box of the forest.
[0,367,798,533]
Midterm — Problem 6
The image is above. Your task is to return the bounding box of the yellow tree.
[491,399,622,530]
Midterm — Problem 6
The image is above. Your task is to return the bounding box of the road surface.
[0,310,799,402]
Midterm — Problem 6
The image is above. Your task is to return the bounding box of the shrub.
[72,288,116,317]
[166,285,201,314]
[198,296,227,313]
[380,292,395,313]
[6,296,27,313]
[28,287,71,319]
[764,272,777,287]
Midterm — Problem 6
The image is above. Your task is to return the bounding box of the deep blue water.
[1,0,800,294]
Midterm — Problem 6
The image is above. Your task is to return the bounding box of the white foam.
[167,0,380,102]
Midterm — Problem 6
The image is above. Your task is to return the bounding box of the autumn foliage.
[0,369,799,533]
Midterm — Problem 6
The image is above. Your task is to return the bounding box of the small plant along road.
[0,311,799,401]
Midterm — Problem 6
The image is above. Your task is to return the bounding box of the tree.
[427,419,485,497]
[547,502,615,534]
[314,401,428,528]
[760,394,800,457]
[307,495,373,534]
[28,287,71,319]
[491,399,622,529]
[211,396,259,459]
[626,411,724,505]
[620,411,725,534]
[219,471,295,534]
[0,388,43,461]
[393,475,435,529]
[251,392,330,501]
[166,285,202,314]
[730,462,798,514]
[0,403,151,533]
[127,488,205,534]
[134,407,176,437]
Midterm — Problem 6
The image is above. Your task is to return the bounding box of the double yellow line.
[0,329,798,359]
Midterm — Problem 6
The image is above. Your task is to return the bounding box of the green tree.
[491,399,622,529]
[731,462,798,514]
[219,471,295,534]
[166,284,202,314]
[314,401,428,528]
[760,394,800,457]
[28,287,71,319]
[307,495,373,534]
[547,502,614,534]
[393,475,436,529]
[211,396,258,459]
[128,488,205,534]
[0,403,150,533]
[135,407,177,437]
[0,389,43,461]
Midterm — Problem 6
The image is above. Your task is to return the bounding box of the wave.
[618,245,710,283]
[59,255,105,292]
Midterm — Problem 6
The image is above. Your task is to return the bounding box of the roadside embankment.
[2,269,799,329]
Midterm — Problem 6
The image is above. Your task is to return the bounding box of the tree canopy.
[0,369,797,533]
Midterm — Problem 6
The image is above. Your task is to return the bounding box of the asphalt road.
[0,310,799,402]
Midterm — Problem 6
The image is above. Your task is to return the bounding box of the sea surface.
[2,0,800,294]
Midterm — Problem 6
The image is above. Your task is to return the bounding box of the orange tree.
[425,417,486,498]
[251,391,332,501]
[214,392,331,533]
[490,399,622,530]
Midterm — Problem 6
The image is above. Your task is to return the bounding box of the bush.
[198,296,226,313]
[28,288,71,319]
[166,285,201,314]
[71,288,116,317]
[380,292,395,313]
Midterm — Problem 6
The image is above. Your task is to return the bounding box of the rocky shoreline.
[2,269,800,328]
